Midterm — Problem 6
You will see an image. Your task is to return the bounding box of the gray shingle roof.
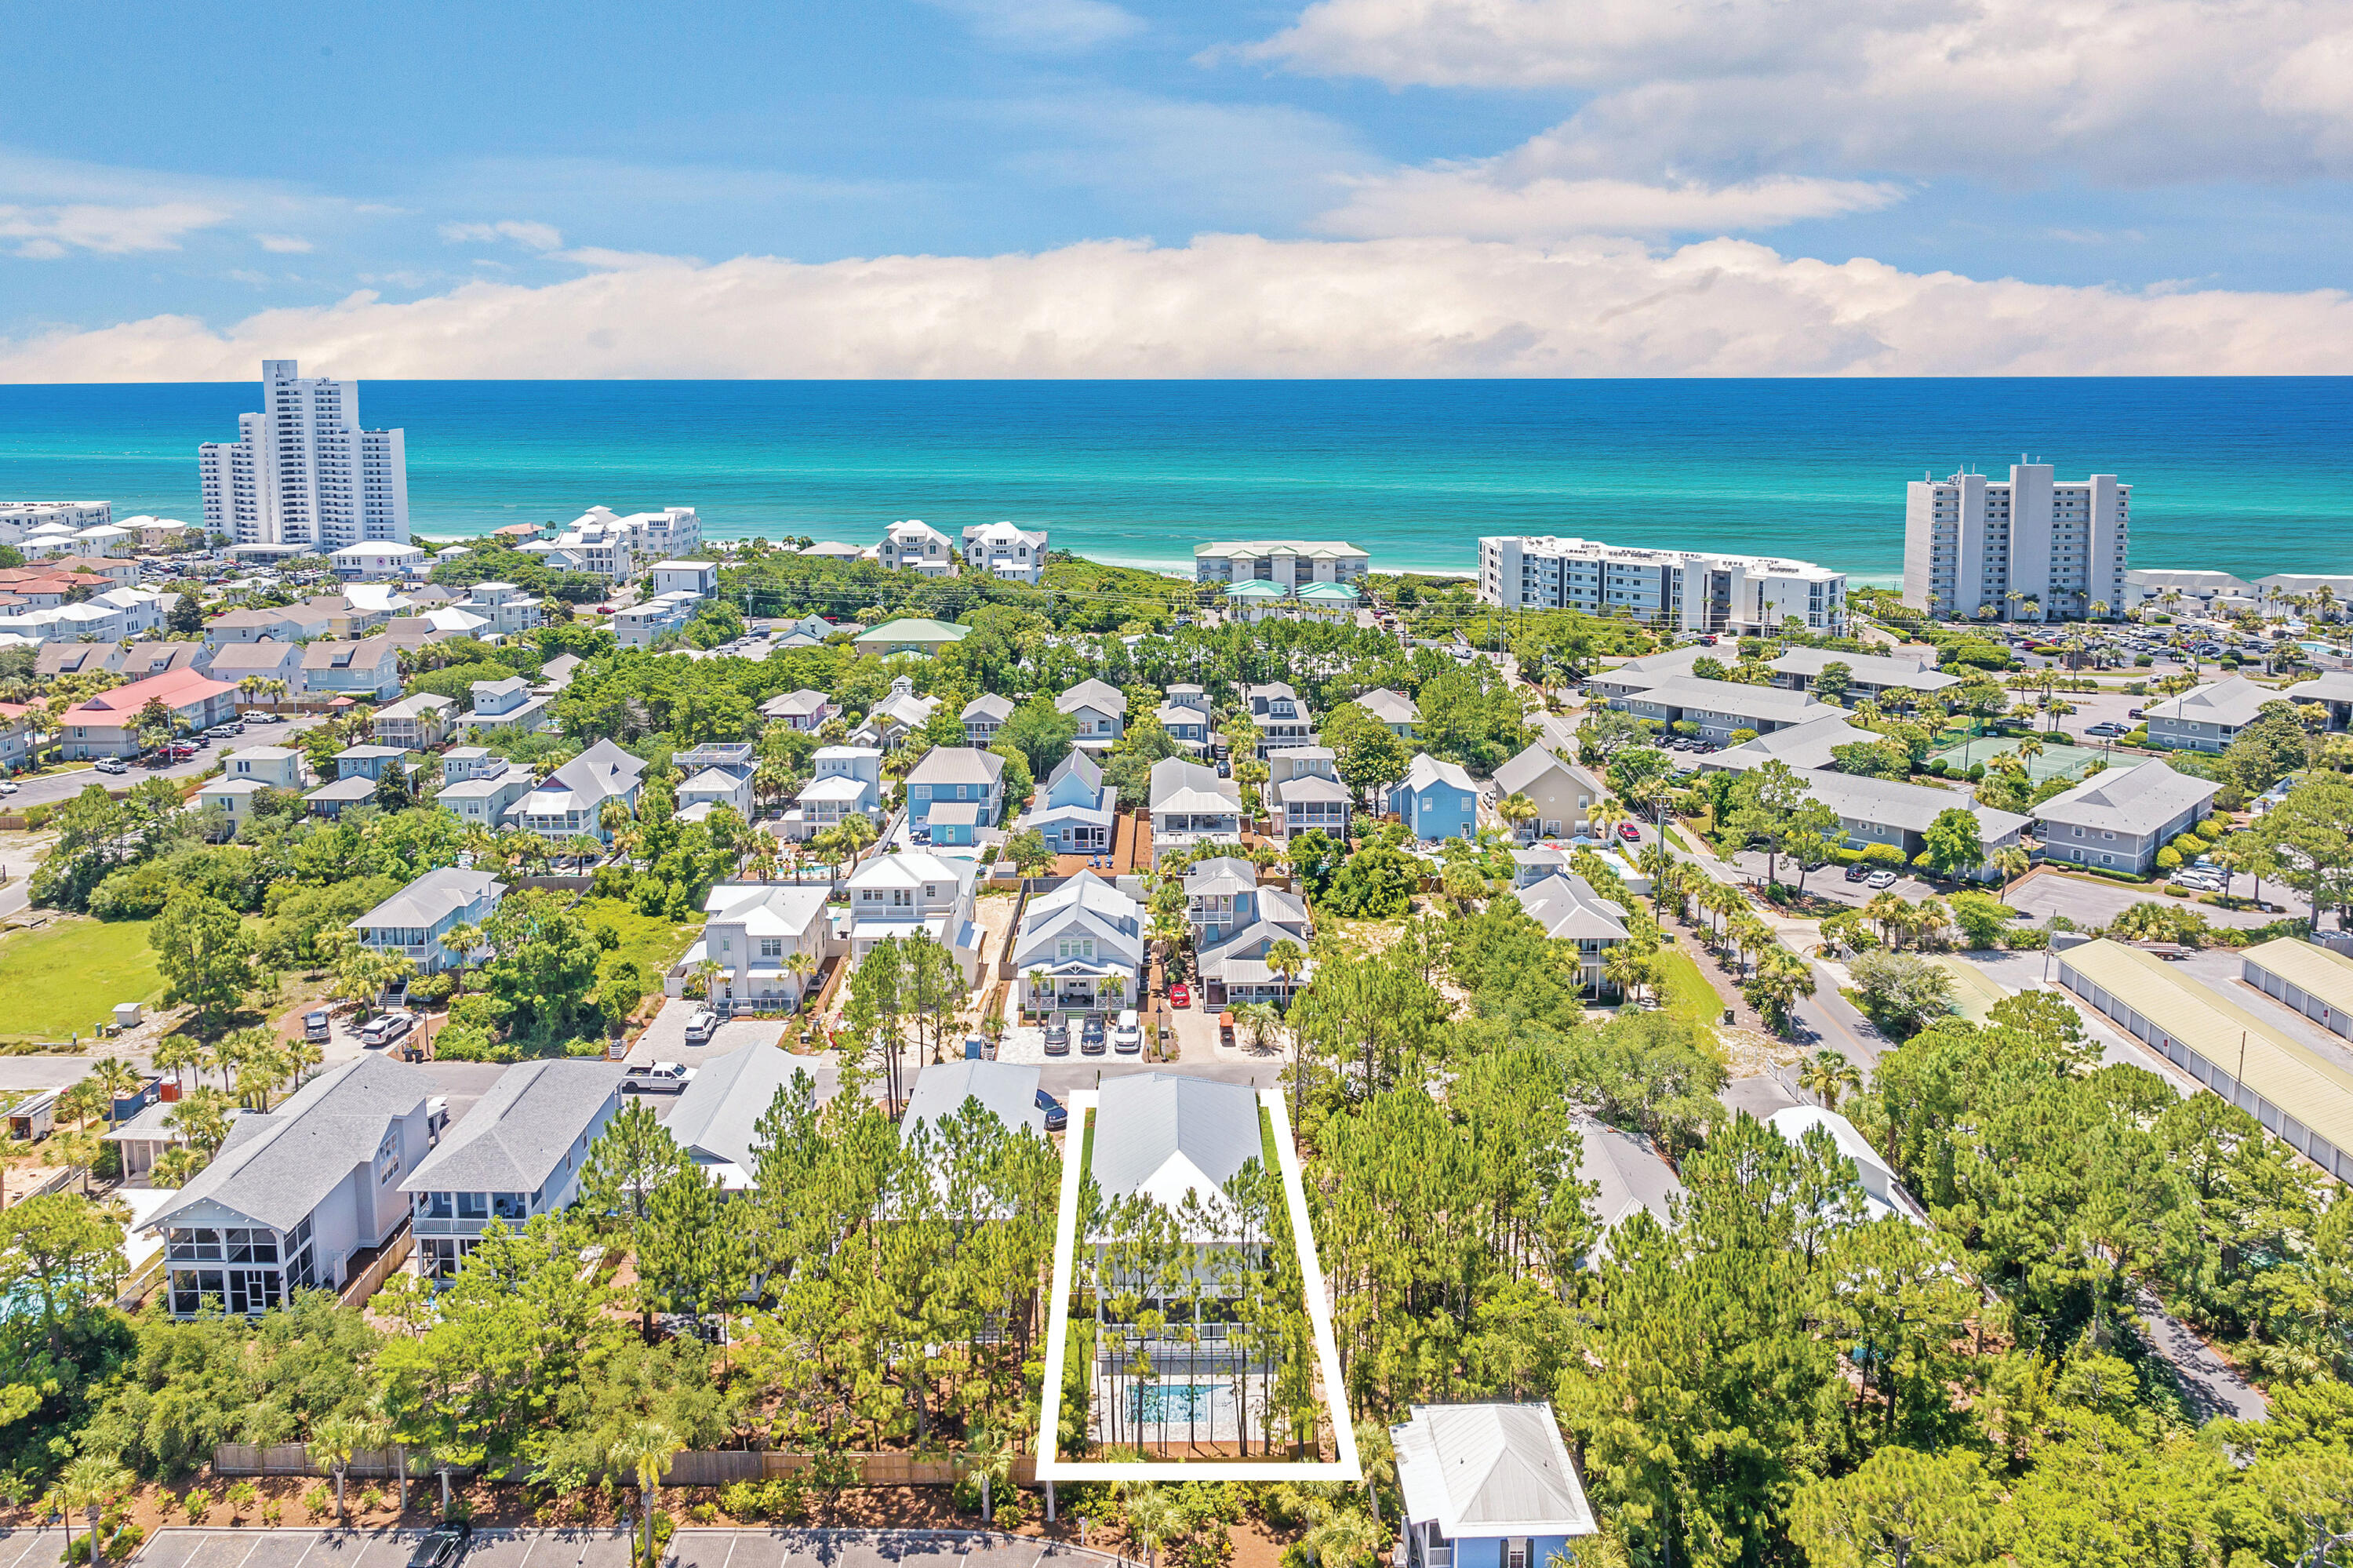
[1056,678,1127,718]
[2035,759,2217,835]
[667,1046,815,1173]
[2147,676,2279,729]
[902,1060,1045,1142]
[400,1060,620,1195]
[146,1057,435,1233]
[354,868,504,930]
[906,747,1007,788]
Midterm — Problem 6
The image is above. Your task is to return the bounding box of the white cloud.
[0,200,228,256]
[2,235,2346,381]
[253,233,314,253]
[438,218,565,251]
[1318,169,1903,239]
[1249,0,2353,184]
[922,0,1144,52]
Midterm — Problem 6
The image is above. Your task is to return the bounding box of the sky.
[3,0,2352,378]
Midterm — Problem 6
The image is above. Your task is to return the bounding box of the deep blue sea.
[2,380,2348,584]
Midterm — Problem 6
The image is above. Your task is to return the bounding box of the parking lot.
[2006,868,2281,933]
[132,1529,1114,1568]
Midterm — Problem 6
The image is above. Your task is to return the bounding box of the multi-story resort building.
[0,502,111,547]
[198,360,409,550]
[1478,536,1846,635]
[1194,540,1369,590]
[1900,461,2129,622]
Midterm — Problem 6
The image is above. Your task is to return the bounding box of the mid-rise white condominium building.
[1478,536,1846,635]
[198,361,409,551]
[1195,540,1369,589]
[1901,462,2128,622]
[520,505,702,584]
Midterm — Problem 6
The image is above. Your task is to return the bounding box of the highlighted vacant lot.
[1927,954,2011,1024]
[0,917,162,1042]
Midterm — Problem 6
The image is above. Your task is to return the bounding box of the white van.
[1111,1009,1142,1053]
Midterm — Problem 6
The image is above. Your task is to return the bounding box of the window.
[759,937,784,959]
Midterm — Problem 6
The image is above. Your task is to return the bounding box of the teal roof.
[1222,580,1286,598]
[1298,581,1360,601]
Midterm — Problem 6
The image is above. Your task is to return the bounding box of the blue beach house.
[1393,754,1479,842]
[1393,1402,1598,1568]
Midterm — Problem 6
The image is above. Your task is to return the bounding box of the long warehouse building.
[2057,938,2353,1184]
[2242,937,2353,1044]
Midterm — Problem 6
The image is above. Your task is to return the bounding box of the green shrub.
[64,1525,143,1565]
[2194,815,2229,840]
[2155,846,2183,871]
[408,971,457,1006]
[2004,926,2050,950]
[2170,834,2206,857]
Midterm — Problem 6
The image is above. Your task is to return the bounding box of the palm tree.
[88,1057,141,1131]
[57,1457,132,1568]
[1797,1049,1863,1111]
[1911,898,1955,951]
[1264,938,1305,1006]
[1026,966,1052,1017]
[49,1128,102,1197]
[1991,846,2031,898]
[1863,891,1909,949]
[1122,1483,1182,1568]
[438,922,482,986]
[838,811,879,865]
[150,1034,202,1097]
[962,1427,1016,1524]
[151,1144,207,1188]
[1497,791,1538,841]
[786,948,818,1011]
[609,1419,686,1568]
[312,1413,368,1527]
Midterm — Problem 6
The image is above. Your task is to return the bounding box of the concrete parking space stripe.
[0,1529,63,1568]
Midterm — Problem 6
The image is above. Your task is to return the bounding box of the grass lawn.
[576,897,701,979]
[0,917,162,1042]
[1656,946,1727,1025]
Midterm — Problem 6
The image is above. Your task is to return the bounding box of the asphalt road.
[6,713,332,811]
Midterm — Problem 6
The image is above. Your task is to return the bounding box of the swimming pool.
[1129,1383,1220,1424]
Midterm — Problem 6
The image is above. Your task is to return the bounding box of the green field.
[1655,946,1726,1024]
[0,918,163,1042]
[576,897,702,979]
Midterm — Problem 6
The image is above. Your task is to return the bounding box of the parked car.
[303,1010,333,1043]
[406,1521,471,1568]
[962,1035,994,1060]
[1865,870,1900,890]
[2129,708,2146,719]
[1617,822,1642,843]
[624,1060,698,1093]
[1080,1014,1107,1055]
[1169,980,1191,1009]
[167,743,199,761]
[1844,863,1872,882]
[1042,1017,1070,1055]
[358,1010,416,1047]
[683,1006,721,1044]
[0,780,16,795]
[1035,1090,1069,1132]
[2086,722,2126,737]
[1112,1009,1142,1053]
[93,758,129,775]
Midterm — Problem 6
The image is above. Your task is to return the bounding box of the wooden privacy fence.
[214,1446,1036,1488]
[338,1230,413,1308]
[660,1451,1039,1488]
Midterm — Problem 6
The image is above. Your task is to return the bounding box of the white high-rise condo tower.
[1902,461,2128,623]
[1478,536,1846,636]
[198,359,409,550]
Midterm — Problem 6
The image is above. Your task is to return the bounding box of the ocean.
[3,379,2348,584]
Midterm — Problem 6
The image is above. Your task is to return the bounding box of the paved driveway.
[9,715,332,811]
[2007,869,2278,933]
[134,1529,1122,1568]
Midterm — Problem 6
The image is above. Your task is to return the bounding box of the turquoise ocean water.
[2,380,2348,583]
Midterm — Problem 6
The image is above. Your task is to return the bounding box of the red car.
[1617,823,1642,843]
[1169,981,1192,1009]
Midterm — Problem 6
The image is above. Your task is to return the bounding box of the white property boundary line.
[1035,1086,1362,1483]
